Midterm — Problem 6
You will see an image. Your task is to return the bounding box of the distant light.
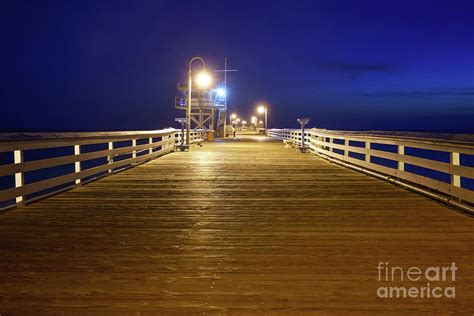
[195,71,212,88]
[251,116,257,123]
[230,113,237,119]
[242,120,247,124]
[257,105,266,114]
[236,118,240,122]
[216,88,226,97]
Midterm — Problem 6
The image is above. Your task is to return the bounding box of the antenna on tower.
[214,58,238,137]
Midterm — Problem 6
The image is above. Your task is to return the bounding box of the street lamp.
[187,57,212,147]
[228,113,237,137]
[257,104,268,135]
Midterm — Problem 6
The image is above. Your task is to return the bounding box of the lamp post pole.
[264,107,268,135]
[187,57,206,147]
[257,104,268,135]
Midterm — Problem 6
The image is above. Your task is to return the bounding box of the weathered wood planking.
[0,135,473,314]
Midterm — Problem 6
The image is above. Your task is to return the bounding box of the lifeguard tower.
[175,58,237,138]
[174,85,226,136]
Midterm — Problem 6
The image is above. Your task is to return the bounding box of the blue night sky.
[1,0,473,131]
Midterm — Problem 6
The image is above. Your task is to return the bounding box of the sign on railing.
[0,129,207,210]
[268,128,474,206]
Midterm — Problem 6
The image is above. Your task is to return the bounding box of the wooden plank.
[0,134,473,314]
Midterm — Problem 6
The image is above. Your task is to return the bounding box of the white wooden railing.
[0,128,206,210]
[269,128,474,208]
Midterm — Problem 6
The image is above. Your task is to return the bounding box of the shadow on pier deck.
[0,135,473,314]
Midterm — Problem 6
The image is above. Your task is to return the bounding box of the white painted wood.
[108,142,114,173]
[269,128,474,204]
[14,150,24,204]
[74,145,81,185]
[365,141,370,162]
[149,138,153,154]
[344,139,349,156]
[451,152,461,187]
[398,145,405,171]
[132,139,137,158]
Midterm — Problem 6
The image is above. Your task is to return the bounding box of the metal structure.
[175,117,188,151]
[176,58,237,139]
[175,84,225,133]
[297,118,310,152]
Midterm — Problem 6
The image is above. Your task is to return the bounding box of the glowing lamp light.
[257,105,266,114]
[230,113,237,119]
[195,71,212,88]
[216,88,226,97]
[242,120,247,125]
[251,116,257,123]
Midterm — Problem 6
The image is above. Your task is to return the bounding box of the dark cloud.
[317,62,394,74]
[363,87,474,98]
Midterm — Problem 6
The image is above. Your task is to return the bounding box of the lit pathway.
[0,135,473,314]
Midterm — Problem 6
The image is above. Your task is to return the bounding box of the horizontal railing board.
[0,128,207,206]
[0,146,174,202]
[269,129,474,205]
[308,138,474,179]
[0,139,170,177]
[271,129,474,155]
[0,129,179,152]
[313,146,473,203]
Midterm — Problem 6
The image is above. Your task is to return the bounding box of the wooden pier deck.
[0,135,473,314]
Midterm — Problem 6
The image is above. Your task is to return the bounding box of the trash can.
[207,130,216,141]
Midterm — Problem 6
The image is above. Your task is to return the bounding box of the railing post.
[344,139,349,157]
[132,139,137,158]
[450,152,461,187]
[328,137,333,152]
[14,149,24,205]
[365,141,370,163]
[108,141,114,174]
[398,145,405,171]
[74,145,81,186]
[149,137,153,154]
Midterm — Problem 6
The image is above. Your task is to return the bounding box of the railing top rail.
[0,128,180,152]
[0,128,178,142]
[269,128,474,149]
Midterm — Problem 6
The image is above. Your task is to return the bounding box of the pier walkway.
[0,134,473,314]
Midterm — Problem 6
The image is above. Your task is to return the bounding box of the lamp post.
[257,104,268,135]
[251,116,257,130]
[187,57,212,147]
[229,113,237,137]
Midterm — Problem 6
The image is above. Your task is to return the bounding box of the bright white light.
[242,120,247,124]
[216,88,226,97]
[251,116,257,123]
[195,72,212,88]
[257,105,266,114]
[230,113,237,119]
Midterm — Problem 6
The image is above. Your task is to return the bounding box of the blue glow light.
[216,88,226,98]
